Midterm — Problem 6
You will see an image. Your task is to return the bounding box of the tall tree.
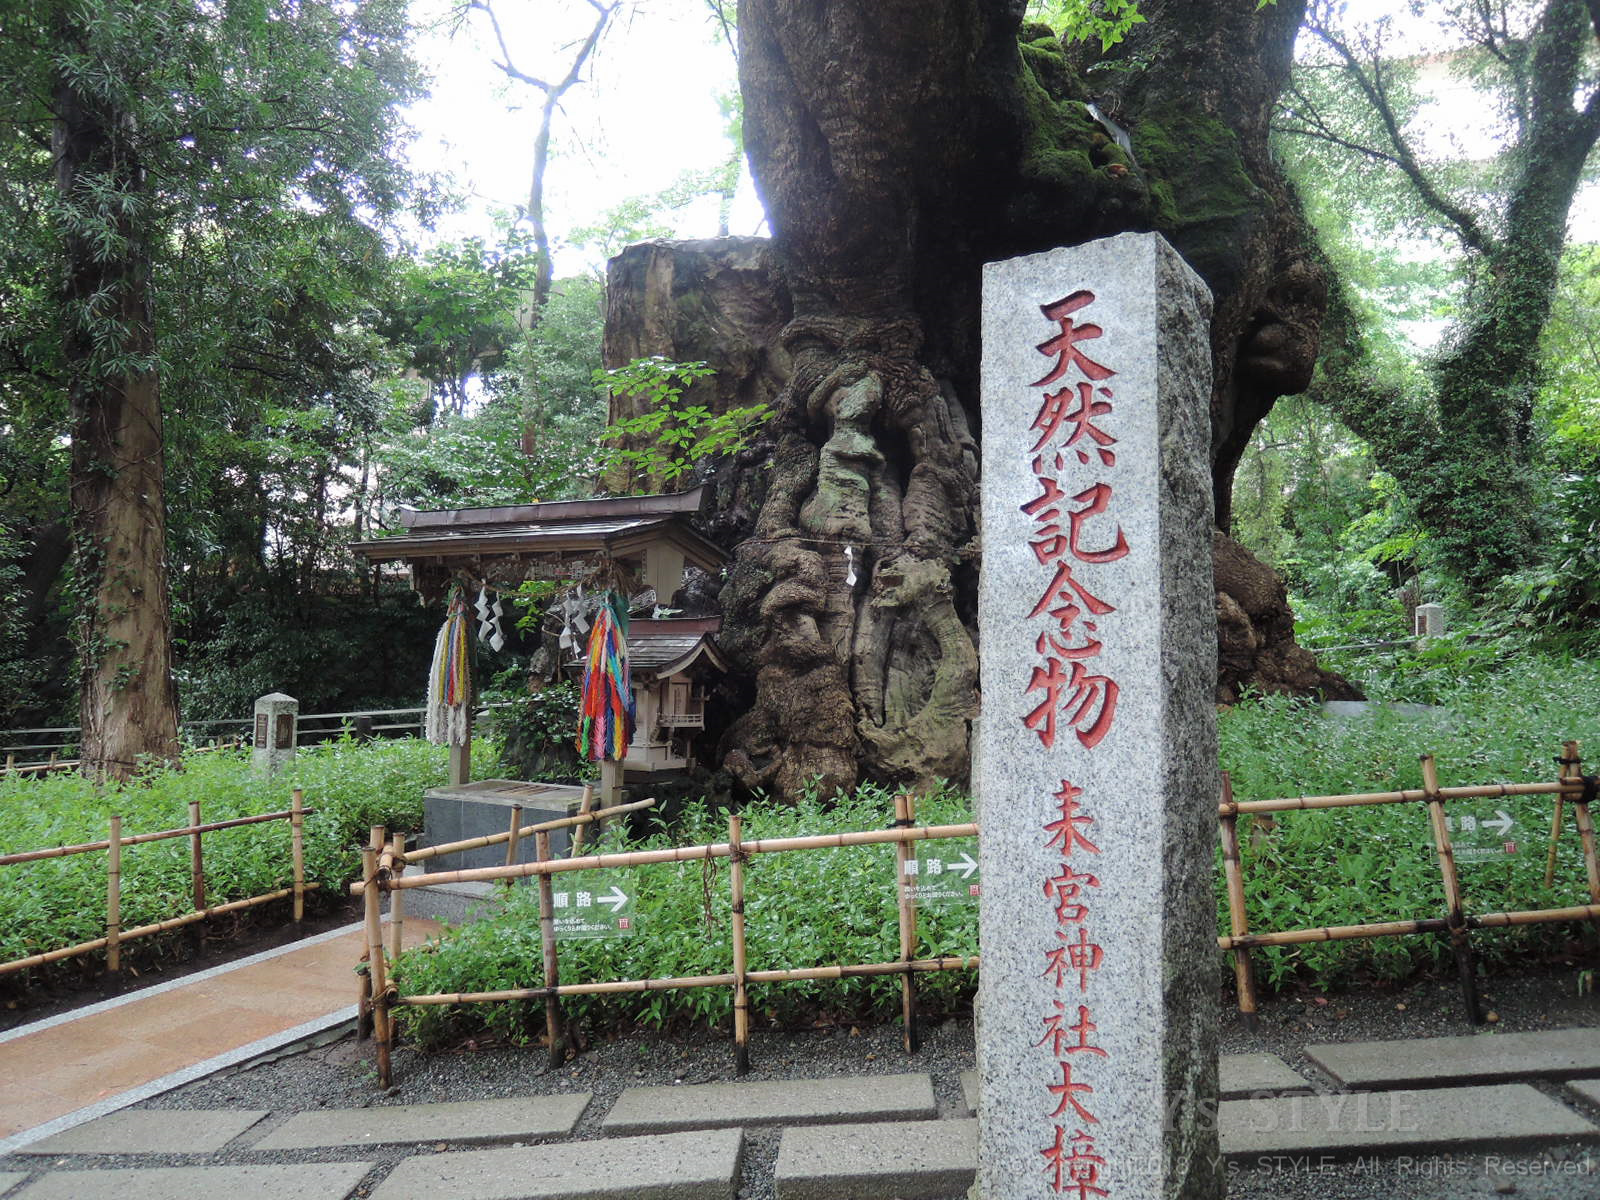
[1282,0,1600,586]
[709,0,1325,801]
[468,0,620,312]
[4,0,420,776]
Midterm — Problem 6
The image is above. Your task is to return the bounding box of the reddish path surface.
[0,918,439,1142]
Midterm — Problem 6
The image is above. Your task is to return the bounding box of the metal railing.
[0,702,513,772]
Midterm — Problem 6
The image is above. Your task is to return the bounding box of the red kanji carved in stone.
[1032,291,1115,388]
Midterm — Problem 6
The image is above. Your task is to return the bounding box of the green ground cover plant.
[393,781,978,1049]
[1220,652,1600,988]
[0,737,475,970]
[397,653,1600,1044]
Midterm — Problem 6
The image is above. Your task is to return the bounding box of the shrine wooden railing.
[0,791,316,980]
[1217,742,1600,1029]
[350,795,981,1088]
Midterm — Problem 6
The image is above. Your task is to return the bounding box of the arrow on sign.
[950,852,979,880]
[1484,810,1514,837]
[599,886,629,913]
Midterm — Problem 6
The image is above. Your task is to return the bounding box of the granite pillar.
[976,233,1221,1199]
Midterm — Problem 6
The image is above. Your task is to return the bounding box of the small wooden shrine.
[352,487,728,786]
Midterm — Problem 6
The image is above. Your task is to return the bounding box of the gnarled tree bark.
[605,1,1352,798]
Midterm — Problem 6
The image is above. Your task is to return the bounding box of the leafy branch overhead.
[596,357,770,488]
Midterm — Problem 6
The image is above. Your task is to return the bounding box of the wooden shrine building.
[352,487,729,792]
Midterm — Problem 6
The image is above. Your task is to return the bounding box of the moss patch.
[1131,105,1268,295]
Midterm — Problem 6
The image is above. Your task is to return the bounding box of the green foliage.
[393,782,977,1047]
[488,681,587,782]
[0,738,465,968]
[1026,0,1146,50]
[1220,654,1600,988]
[374,274,606,512]
[597,357,769,487]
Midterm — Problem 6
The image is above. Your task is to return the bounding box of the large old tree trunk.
[605,1,1352,799]
[54,32,181,781]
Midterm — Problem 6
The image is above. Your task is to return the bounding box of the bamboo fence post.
[893,793,920,1054]
[1421,755,1481,1024]
[504,804,524,867]
[535,830,570,1068]
[291,789,306,928]
[1545,744,1578,889]
[187,799,206,956]
[105,814,123,983]
[188,800,205,913]
[729,813,751,1075]
[570,783,596,857]
[356,954,373,1041]
[362,839,392,1087]
[4,753,12,774]
[1217,774,1260,1030]
[1563,743,1600,941]
[388,832,407,962]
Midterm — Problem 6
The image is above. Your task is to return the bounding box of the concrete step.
[253,1093,591,1150]
[774,1117,977,1200]
[18,1109,266,1156]
[959,1054,1310,1113]
[368,1128,743,1200]
[603,1073,936,1135]
[402,881,507,925]
[1568,1078,1600,1107]
[1219,1052,1313,1099]
[1307,1028,1600,1089]
[1219,1082,1597,1158]
[8,1162,373,1200]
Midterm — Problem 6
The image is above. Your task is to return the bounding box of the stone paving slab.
[1218,1083,1597,1158]
[959,1056,1307,1112]
[253,1094,590,1150]
[18,1109,267,1155]
[0,1173,25,1196]
[1220,1052,1312,1099]
[1306,1029,1600,1089]
[602,1074,935,1135]
[369,1128,743,1200]
[1568,1078,1600,1107]
[11,1162,373,1200]
[774,1117,977,1200]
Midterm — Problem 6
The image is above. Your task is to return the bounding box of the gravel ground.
[5,963,1596,1199]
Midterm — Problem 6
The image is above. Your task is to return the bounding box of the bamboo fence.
[0,789,317,979]
[355,799,981,1088]
[1217,743,1600,1027]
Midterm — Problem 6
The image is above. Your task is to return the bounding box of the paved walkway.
[0,1046,1597,1198]
[0,918,438,1149]
[1,948,1598,1198]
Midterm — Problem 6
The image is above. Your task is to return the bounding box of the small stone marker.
[977,234,1220,1198]
[252,692,298,774]
[1414,602,1445,638]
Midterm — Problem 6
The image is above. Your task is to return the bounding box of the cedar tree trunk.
[55,39,181,781]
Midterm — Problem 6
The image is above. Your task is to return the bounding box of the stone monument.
[252,692,299,775]
[976,234,1221,1199]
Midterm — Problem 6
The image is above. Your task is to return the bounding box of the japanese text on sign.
[1021,289,1125,1196]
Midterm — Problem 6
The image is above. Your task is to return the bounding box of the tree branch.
[1304,16,1496,256]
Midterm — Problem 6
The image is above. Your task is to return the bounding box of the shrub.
[393,780,978,1048]
[0,737,476,970]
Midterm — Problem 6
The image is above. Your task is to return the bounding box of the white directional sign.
[550,869,636,939]
[1443,806,1522,862]
[904,838,981,907]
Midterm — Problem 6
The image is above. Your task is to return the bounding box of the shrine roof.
[350,487,725,572]
[620,619,728,681]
